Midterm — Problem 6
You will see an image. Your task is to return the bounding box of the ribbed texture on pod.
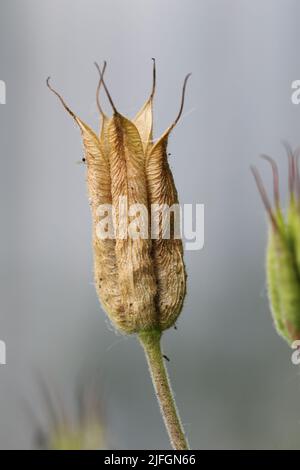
[146,135,186,330]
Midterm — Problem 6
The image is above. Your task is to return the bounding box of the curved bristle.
[94,61,107,116]
[282,141,296,196]
[46,77,77,122]
[293,147,300,202]
[260,154,280,209]
[170,73,192,131]
[93,61,117,114]
[35,373,59,431]
[251,165,278,230]
[150,58,156,100]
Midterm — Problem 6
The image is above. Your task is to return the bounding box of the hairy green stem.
[138,330,189,450]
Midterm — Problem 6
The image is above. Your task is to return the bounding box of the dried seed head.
[47,62,190,334]
[252,145,300,343]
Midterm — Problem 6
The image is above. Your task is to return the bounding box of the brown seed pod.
[47,61,190,334]
[145,74,190,330]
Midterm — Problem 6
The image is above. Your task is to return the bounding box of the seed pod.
[47,61,190,334]
[251,146,300,343]
[145,75,190,330]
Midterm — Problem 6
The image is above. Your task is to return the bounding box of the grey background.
[0,0,300,449]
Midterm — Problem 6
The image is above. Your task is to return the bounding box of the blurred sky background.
[1,0,300,449]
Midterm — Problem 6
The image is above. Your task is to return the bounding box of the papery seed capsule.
[145,76,190,330]
[47,61,190,335]
[252,145,300,343]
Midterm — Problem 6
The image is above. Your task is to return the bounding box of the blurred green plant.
[27,378,107,450]
[48,419,105,450]
[251,143,300,344]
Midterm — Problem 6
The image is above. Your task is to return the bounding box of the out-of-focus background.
[1,0,300,449]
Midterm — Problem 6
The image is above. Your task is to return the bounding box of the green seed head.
[252,144,300,344]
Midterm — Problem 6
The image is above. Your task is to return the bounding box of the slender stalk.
[138,329,189,450]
